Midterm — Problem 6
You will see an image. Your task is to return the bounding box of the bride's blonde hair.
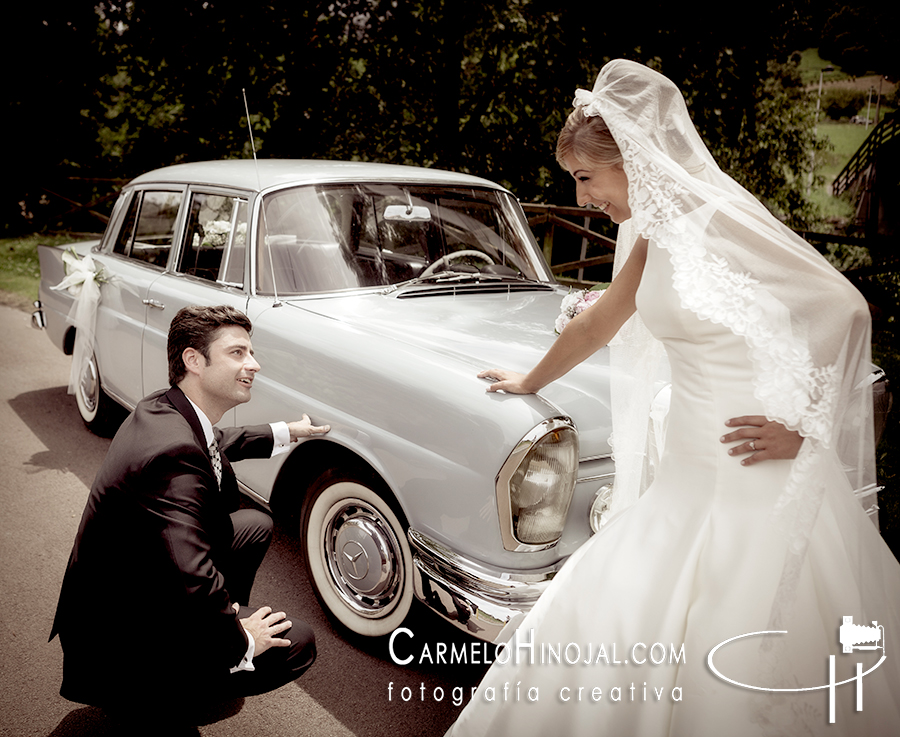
[556,109,622,168]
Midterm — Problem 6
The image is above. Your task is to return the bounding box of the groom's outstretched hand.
[286,414,330,441]
[721,416,803,466]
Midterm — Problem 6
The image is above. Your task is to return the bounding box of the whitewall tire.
[74,351,118,435]
[301,475,414,637]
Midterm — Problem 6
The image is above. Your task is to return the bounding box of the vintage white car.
[33,159,623,642]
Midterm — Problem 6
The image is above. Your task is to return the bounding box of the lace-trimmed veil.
[578,60,878,628]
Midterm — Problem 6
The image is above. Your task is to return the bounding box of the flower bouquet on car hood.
[555,285,608,334]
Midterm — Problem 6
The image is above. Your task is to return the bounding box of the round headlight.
[509,425,578,545]
[496,417,579,551]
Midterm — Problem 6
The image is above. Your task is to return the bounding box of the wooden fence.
[832,112,899,198]
[33,177,127,231]
[520,203,616,287]
[527,204,898,311]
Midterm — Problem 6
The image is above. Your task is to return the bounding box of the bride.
[446,60,900,736]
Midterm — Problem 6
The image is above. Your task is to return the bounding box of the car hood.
[287,286,613,457]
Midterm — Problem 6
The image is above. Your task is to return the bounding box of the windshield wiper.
[379,271,478,294]
[381,270,545,295]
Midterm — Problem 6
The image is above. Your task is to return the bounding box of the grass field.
[810,122,869,222]
[798,47,898,96]
[0,233,78,310]
[798,48,853,85]
[817,122,871,180]
[800,48,896,225]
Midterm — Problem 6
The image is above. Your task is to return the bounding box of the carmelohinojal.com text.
[387,627,686,706]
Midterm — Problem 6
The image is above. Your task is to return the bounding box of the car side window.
[112,190,181,268]
[177,193,247,286]
[112,193,139,257]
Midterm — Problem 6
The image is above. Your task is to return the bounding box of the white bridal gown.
[447,242,900,737]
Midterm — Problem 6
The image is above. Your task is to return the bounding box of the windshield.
[256,183,552,295]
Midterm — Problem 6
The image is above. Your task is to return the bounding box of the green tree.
[820,1,899,79]
[7,1,840,232]
[6,6,112,234]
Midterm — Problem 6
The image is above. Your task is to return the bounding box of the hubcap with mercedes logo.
[324,498,404,617]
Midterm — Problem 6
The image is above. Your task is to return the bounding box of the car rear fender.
[36,243,98,354]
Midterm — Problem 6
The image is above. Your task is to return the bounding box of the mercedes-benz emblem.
[341,540,369,580]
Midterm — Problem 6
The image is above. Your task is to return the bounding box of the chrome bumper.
[408,529,564,644]
[31,300,46,330]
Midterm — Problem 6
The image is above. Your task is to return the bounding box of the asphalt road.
[0,303,491,737]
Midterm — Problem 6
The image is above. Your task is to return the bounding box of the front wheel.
[300,471,414,637]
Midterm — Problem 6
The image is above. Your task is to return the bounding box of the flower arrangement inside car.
[195,220,248,248]
[554,285,608,334]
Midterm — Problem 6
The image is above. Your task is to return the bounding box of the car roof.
[127,159,509,194]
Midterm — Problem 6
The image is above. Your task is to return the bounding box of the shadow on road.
[45,706,118,737]
[7,385,119,489]
[47,699,245,736]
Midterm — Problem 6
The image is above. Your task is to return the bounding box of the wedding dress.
[446,240,900,737]
[446,60,900,736]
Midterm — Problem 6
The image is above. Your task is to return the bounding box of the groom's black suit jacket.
[50,386,275,709]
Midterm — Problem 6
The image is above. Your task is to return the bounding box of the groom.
[50,305,329,722]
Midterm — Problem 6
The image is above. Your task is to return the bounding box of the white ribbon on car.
[50,250,106,397]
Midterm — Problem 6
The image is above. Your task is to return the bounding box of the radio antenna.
[242,88,281,307]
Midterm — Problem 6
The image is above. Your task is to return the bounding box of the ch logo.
[341,541,369,580]
[708,616,887,724]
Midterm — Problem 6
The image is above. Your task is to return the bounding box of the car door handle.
[142,299,165,310]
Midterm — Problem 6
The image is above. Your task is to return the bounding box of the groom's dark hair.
[167,305,253,386]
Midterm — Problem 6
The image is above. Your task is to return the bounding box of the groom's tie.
[209,438,223,488]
